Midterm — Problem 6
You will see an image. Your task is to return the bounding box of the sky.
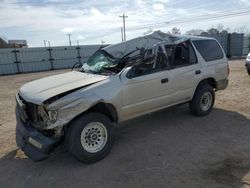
[0,0,250,47]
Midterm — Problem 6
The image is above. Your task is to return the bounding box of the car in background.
[246,53,250,75]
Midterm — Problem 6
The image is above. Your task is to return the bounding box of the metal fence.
[0,45,101,75]
[243,36,250,55]
[227,33,245,57]
[201,32,249,57]
[1,34,250,75]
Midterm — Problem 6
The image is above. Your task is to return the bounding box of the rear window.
[192,40,224,62]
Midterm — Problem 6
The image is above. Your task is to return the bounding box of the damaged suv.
[16,31,229,163]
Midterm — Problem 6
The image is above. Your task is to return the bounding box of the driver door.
[120,46,173,120]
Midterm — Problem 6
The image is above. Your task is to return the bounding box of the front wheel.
[65,113,114,163]
[189,84,215,116]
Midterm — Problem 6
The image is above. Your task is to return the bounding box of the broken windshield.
[82,50,118,74]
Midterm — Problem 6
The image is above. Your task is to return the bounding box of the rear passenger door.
[192,39,228,81]
[165,40,201,104]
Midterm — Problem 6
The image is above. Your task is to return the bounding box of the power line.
[72,29,120,43]
[173,11,250,26]
[71,7,250,43]
[126,7,250,31]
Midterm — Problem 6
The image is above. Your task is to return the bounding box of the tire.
[248,70,250,75]
[65,113,114,163]
[189,84,215,116]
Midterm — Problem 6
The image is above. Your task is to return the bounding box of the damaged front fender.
[45,91,102,132]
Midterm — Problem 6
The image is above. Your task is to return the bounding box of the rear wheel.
[189,84,215,116]
[65,113,114,163]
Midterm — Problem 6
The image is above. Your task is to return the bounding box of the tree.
[207,28,219,34]
[234,26,249,34]
[143,28,153,35]
[171,27,181,34]
[220,30,228,35]
[200,32,208,36]
[185,29,204,36]
[216,24,224,32]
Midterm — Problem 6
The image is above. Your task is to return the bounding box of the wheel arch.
[68,102,119,126]
[86,102,119,123]
[197,77,217,90]
[192,78,217,100]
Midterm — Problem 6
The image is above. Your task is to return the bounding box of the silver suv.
[15,31,229,163]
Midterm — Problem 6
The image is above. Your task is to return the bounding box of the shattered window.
[128,47,168,77]
[164,46,174,64]
[132,57,155,76]
[155,46,168,69]
[82,50,117,73]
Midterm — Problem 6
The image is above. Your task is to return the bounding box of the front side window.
[192,39,224,62]
[127,46,168,78]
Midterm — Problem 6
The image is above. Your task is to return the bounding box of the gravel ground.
[0,60,250,188]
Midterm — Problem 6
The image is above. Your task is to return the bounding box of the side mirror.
[126,66,136,79]
[71,62,83,71]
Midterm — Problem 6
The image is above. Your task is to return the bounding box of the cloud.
[238,0,250,5]
[153,3,165,11]
[157,0,170,3]
[90,8,105,17]
[77,35,84,39]
[61,27,76,33]
[0,0,249,46]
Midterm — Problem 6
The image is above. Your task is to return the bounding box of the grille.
[26,103,38,122]
[17,94,38,122]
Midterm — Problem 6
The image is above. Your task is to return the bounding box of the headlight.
[48,110,58,122]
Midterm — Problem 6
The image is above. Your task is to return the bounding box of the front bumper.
[15,108,61,161]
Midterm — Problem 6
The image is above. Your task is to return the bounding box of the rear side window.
[192,40,224,62]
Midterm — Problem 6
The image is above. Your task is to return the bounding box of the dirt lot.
[0,59,250,188]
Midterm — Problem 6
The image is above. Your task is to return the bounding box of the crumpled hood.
[19,71,108,104]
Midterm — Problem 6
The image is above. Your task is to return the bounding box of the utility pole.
[67,33,72,46]
[77,40,79,46]
[101,40,105,46]
[121,27,124,42]
[43,40,47,47]
[119,14,128,41]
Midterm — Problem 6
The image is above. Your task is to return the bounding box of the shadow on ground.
[1,105,250,188]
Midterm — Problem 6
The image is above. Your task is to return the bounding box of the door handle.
[161,78,169,84]
[195,70,201,75]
